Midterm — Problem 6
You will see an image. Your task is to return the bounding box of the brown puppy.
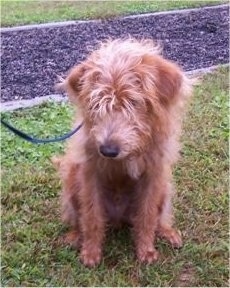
[53,38,193,267]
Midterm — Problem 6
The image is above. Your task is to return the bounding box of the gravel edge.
[1,3,228,33]
[1,63,228,112]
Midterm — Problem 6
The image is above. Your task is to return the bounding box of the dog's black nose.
[99,144,119,158]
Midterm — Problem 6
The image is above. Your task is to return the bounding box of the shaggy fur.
[53,38,193,267]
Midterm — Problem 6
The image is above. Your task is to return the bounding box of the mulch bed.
[1,5,229,102]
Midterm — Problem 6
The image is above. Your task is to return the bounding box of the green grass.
[1,0,227,27]
[1,67,229,286]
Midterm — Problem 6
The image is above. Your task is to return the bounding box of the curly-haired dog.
[53,38,193,267]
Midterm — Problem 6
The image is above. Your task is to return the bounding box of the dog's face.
[62,39,191,160]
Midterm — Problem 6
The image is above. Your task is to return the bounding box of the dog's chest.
[99,165,137,224]
[103,190,132,225]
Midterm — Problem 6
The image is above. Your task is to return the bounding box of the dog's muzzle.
[99,143,120,158]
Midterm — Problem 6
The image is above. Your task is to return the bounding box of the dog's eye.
[130,99,139,107]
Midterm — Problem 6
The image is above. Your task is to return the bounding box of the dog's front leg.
[132,176,163,264]
[79,172,105,267]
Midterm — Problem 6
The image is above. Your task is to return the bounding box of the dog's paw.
[60,230,80,249]
[158,227,183,248]
[80,246,102,267]
[137,248,159,264]
[168,229,183,248]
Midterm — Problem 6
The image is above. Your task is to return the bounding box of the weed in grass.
[1,67,229,286]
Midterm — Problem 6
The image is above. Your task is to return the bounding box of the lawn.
[1,67,229,286]
[1,0,226,26]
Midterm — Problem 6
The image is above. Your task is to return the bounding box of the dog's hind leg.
[52,155,81,248]
[157,182,183,248]
[60,186,81,249]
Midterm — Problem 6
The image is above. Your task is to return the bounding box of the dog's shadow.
[103,225,134,265]
[57,224,135,266]
[56,224,180,269]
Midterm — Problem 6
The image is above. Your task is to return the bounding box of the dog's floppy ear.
[56,62,87,104]
[141,55,191,108]
[155,58,184,106]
